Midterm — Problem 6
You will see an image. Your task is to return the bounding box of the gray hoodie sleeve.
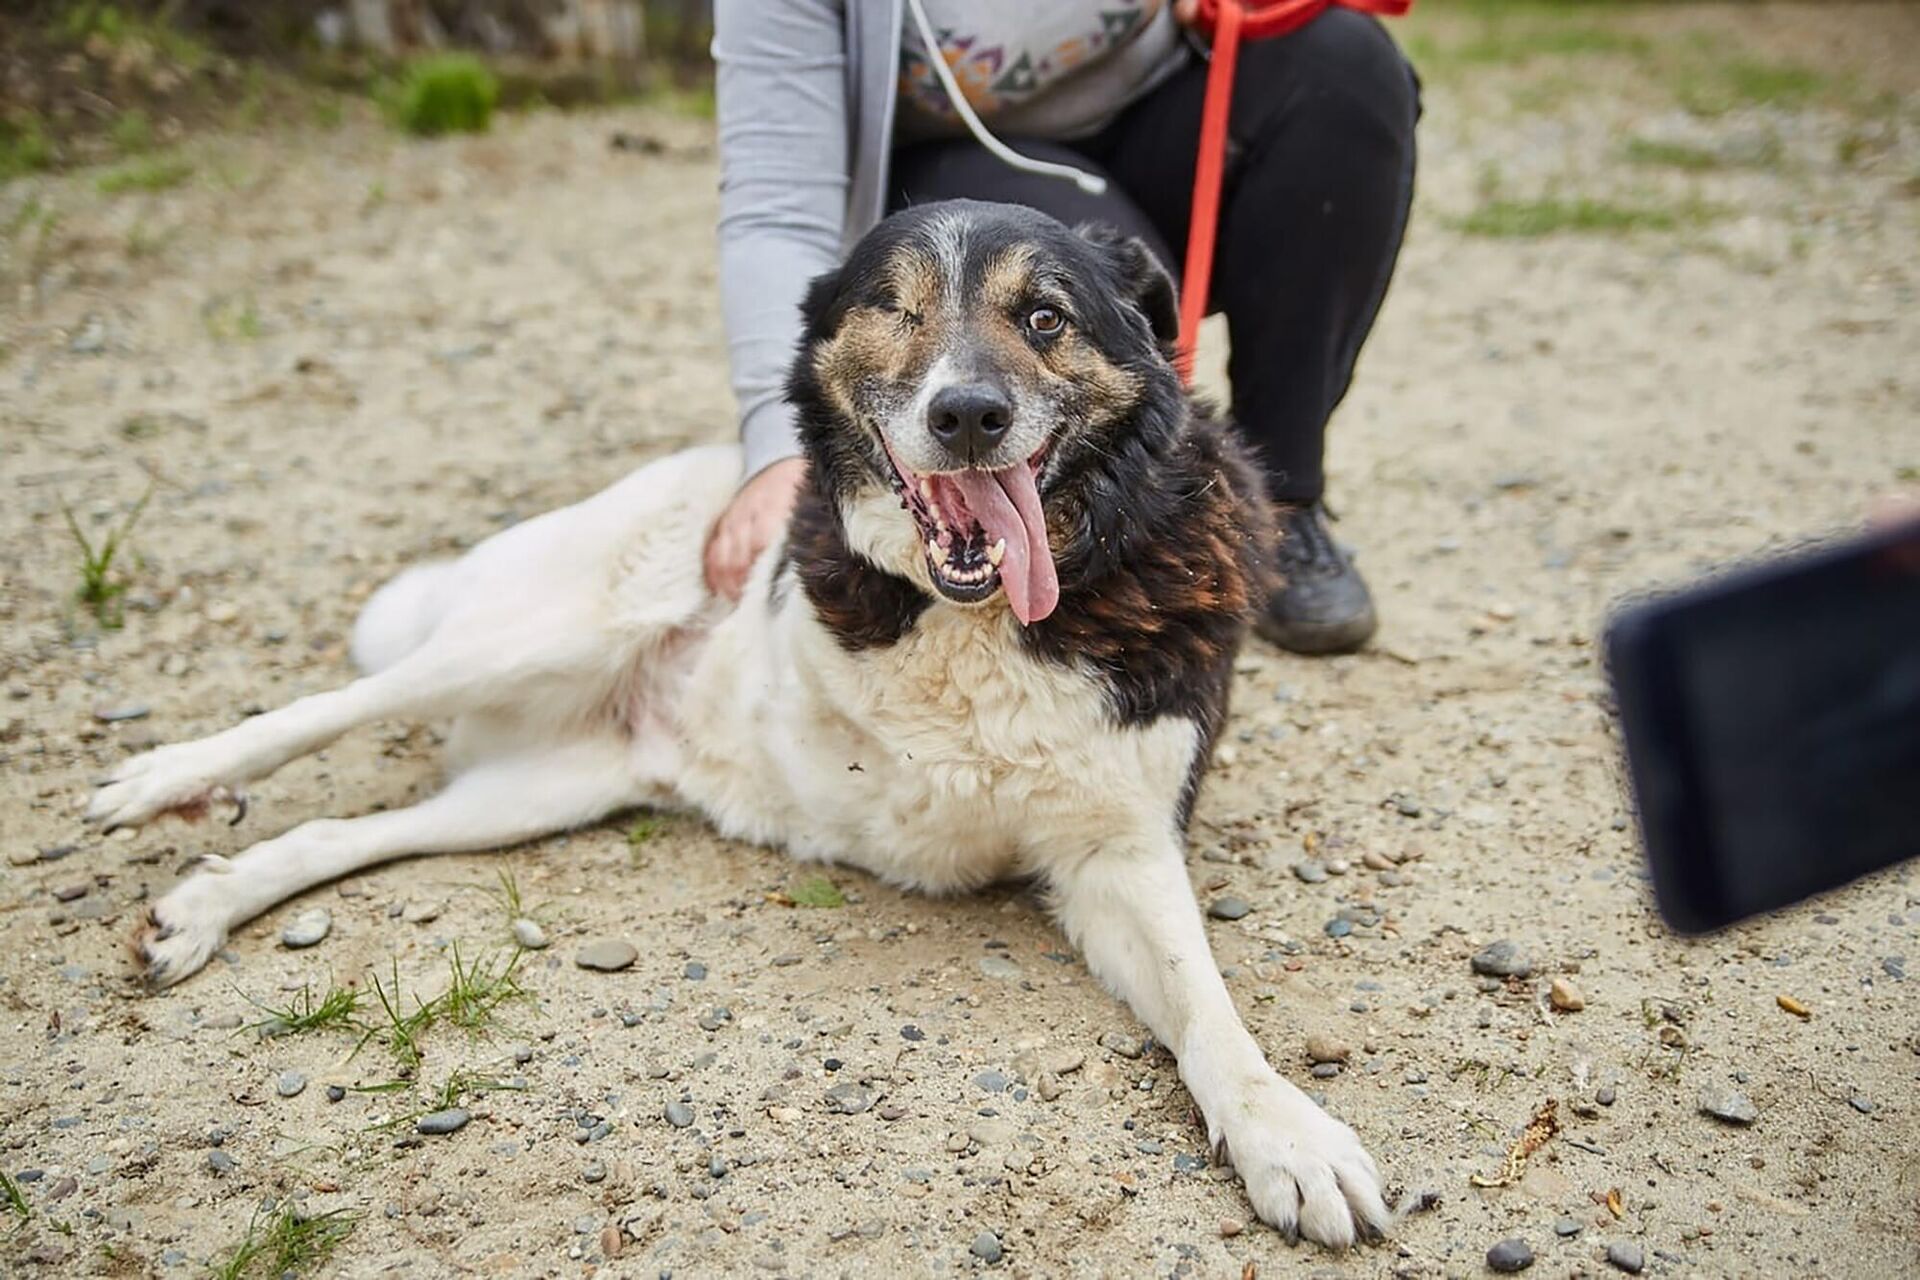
[712,0,851,481]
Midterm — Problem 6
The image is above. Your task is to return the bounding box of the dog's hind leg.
[87,609,622,833]
[131,735,644,988]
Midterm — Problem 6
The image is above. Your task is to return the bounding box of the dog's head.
[787,200,1183,625]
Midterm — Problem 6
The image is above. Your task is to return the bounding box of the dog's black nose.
[927,383,1012,460]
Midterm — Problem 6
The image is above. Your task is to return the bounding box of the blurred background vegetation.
[1,1,713,178]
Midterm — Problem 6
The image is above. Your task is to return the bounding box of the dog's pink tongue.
[951,465,1059,625]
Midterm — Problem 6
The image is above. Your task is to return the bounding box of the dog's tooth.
[987,539,1006,567]
[920,478,934,501]
[927,539,942,562]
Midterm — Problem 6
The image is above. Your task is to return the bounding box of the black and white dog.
[91,201,1389,1246]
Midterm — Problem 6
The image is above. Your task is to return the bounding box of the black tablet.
[1605,520,1920,933]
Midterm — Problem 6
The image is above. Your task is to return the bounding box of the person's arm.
[706,0,851,597]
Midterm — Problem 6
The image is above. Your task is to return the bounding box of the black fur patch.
[1024,403,1277,827]
[784,484,928,650]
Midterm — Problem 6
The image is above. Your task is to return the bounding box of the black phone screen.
[1607,523,1920,932]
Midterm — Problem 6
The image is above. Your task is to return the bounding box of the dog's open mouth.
[887,447,1060,625]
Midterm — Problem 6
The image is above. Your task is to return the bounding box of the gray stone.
[325,1085,346,1103]
[276,1070,307,1098]
[825,1082,875,1115]
[1207,896,1252,921]
[583,1159,607,1183]
[1606,1241,1645,1274]
[1553,1217,1582,1237]
[1697,1084,1757,1125]
[1596,1085,1616,1107]
[1324,918,1352,939]
[970,1230,1004,1265]
[575,940,639,972]
[1471,940,1532,979]
[511,917,549,950]
[1292,860,1328,884]
[1849,1095,1874,1115]
[972,1070,1009,1094]
[93,704,151,723]
[665,1100,695,1128]
[1486,1237,1534,1272]
[415,1108,471,1135]
[402,899,444,924]
[1099,1031,1143,1059]
[206,1150,237,1175]
[978,954,1021,979]
[280,907,331,949]
[683,961,707,980]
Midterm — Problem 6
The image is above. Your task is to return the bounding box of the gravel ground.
[3,5,1917,1276]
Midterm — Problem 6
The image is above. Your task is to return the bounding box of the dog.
[88,200,1390,1247]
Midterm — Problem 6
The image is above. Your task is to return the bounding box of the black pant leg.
[1086,12,1420,504]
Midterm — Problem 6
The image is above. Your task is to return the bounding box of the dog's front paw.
[88,742,244,832]
[127,874,232,989]
[1214,1077,1390,1248]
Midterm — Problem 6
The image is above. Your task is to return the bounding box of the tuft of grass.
[435,1068,524,1111]
[788,875,845,909]
[1,1169,28,1222]
[109,110,153,155]
[0,114,54,183]
[210,1200,355,1280]
[358,961,435,1074]
[1675,57,1829,117]
[1623,137,1724,173]
[1454,195,1716,239]
[60,486,152,629]
[1454,25,1649,66]
[96,155,192,195]
[437,944,527,1033]
[203,295,263,341]
[243,982,364,1038]
[386,55,498,137]
[627,813,665,847]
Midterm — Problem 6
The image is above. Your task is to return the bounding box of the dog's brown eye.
[1027,307,1064,335]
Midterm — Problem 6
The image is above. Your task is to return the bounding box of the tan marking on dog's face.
[812,231,1146,477]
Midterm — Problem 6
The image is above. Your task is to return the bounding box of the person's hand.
[705,457,807,600]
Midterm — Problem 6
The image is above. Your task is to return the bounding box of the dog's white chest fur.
[664,564,1196,893]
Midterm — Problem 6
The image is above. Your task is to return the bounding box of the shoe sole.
[1254,603,1378,656]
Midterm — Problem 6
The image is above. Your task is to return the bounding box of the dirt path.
[3,4,1917,1276]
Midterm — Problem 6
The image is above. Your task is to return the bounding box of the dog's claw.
[227,794,248,827]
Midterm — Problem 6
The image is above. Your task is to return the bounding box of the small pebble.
[511,918,549,950]
[1486,1237,1534,1273]
[1606,1241,1645,1274]
[93,704,150,723]
[1304,1033,1351,1065]
[978,954,1021,979]
[583,1160,607,1183]
[665,1100,695,1128]
[825,1082,875,1115]
[1848,1096,1874,1115]
[1697,1084,1758,1125]
[1099,1031,1143,1059]
[1292,860,1328,884]
[416,1108,470,1135]
[1219,1217,1244,1238]
[206,1151,237,1175]
[683,961,707,980]
[1471,940,1531,978]
[325,1085,346,1103]
[575,940,639,972]
[970,1230,1004,1265]
[401,899,444,924]
[1554,1217,1582,1237]
[276,1070,307,1098]
[1596,1085,1617,1107]
[1310,1062,1340,1079]
[280,908,331,949]
[1549,977,1585,1012]
[1207,896,1251,921]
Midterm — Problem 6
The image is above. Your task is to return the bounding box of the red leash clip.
[1175,0,1414,385]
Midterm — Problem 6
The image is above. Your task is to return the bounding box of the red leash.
[1175,0,1413,385]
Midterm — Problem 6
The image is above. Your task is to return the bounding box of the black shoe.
[1256,502,1377,655]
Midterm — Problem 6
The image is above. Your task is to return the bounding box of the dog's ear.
[798,265,846,342]
[1078,223,1179,350]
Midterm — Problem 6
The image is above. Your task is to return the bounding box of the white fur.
[90,443,1389,1247]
